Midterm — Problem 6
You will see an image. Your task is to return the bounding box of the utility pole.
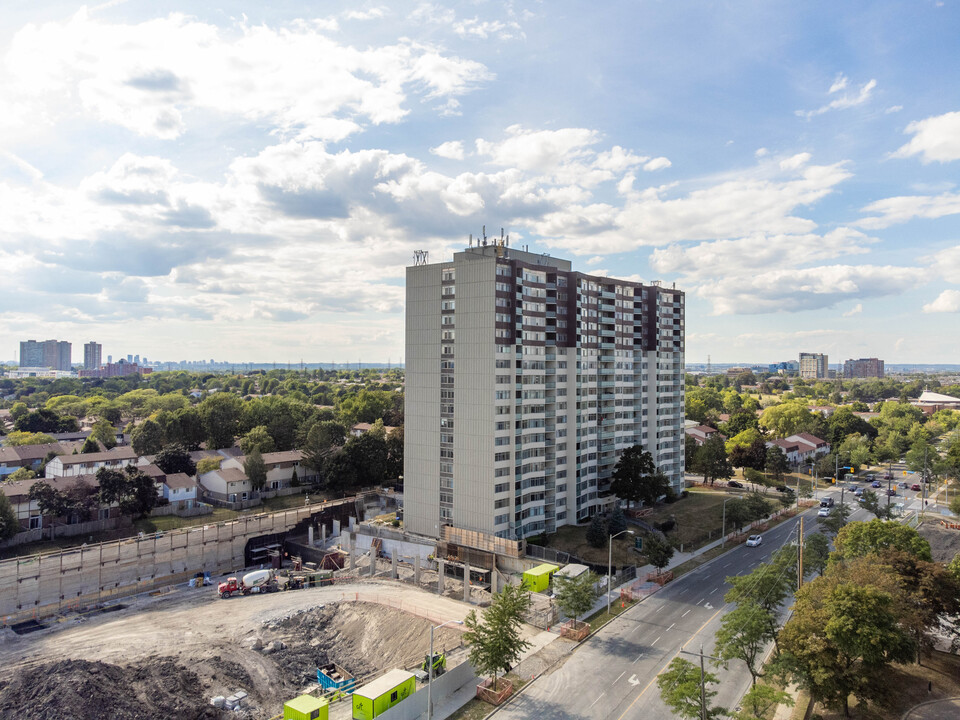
[797,517,804,590]
[679,644,720,720]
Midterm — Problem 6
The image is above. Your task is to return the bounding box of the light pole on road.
[608,529,634,615]
[721,496,734,547]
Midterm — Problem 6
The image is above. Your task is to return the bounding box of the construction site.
[0,494,569,719]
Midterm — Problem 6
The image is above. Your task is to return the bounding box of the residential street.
[494,488,875,720]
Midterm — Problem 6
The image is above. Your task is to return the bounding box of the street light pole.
[427,619,463,720]
[721,496,734,547]
[607,528,634,615]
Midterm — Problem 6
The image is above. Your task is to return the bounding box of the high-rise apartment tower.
[19,339,71,370]
[798,352,828,379]
[404,241,685,540]
[83,342,102,371]
[843,357,884,379]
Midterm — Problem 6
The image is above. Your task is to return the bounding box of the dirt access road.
[0,580,480,720]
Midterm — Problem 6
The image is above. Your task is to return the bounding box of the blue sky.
[1,1,959,366]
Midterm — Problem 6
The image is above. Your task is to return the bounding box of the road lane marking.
[723,562,732,568]
[633,653,643,663]
[682,609,691,617]
[667,623,675,631]
[652,635,661,646]
[655,606,664,612]
[628,674,640,685]
[696,598,704,605]
[589,692,605,708]
[705,602,714,609]
[615,671,625,684]
[615,607,726,720]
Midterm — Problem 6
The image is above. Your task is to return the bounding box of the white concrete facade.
[405,243,685,540]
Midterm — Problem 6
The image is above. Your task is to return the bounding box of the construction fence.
[0,499,354,626]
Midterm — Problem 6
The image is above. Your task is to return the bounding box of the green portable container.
[284,694,328,720]
[351,669,416,720]
[522,563,560,592]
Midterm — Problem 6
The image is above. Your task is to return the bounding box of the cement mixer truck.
[218,569,279,598]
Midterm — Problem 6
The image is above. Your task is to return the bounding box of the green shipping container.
[523,563,560,593]
[352,669,416,720]
[284,694,328,720]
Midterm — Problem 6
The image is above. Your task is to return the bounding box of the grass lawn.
[543,524,641,567]
[447,672,528,720]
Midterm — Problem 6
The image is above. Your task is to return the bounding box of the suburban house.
[349,423,400,438]
[767,433,831,465]
[685,425,725,446]
[44,447,140,478]
[0,443,66,479]
[1,473,119,531]
[197,466,252,504]
[221,450,308,490]
[160,473,198,509]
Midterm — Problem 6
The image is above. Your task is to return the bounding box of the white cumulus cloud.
[923,289,960,313]
[430,141,465,160]
[892,111,960,164]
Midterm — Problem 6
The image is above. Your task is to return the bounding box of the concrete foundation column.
[414,556,421,585]
[350,546,356,572]
[437,560,445,594]
[391,554,398,579]
[490,568,498,594]
[333,519,340,537]
[369,552,376,577]
[321,524,326,545]
[308,525,314,546]
[463,563,471,602]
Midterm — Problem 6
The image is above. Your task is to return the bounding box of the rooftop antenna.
[469,233,473,247]
[482,225,487,246]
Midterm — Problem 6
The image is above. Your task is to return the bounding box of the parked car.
[911,484,921,491]
[871,480,882,488]
[746,535,762,547]
[728,480,744,488]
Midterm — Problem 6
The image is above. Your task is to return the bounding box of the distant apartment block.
[77,359,152,379]
[798,352,828,379]
[768,360,799,373]
[83,341,102,371]
[843,357,884,379]
[19,339,71,370]
[404,241,685,541]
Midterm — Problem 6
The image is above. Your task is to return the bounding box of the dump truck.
[352,669,416,720]
[218,569,279,598]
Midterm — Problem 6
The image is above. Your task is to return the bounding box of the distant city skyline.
[2,2,959,363]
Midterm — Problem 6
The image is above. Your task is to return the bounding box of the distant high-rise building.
[134,354,140,364]
[798,352,828,379]
[843,357,884,379]
[107,354,113,363]
[404,242,685,540]
[19,339,71,370]
[127,354,133,363]
[83,341,102,371]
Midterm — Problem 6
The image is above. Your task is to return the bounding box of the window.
[442,269,455,281]
[442,330,455,340]
[495,436,510,446]
[495,482,510,493]
[495,498,510,509]
[442,286,455,296]
[28,515,42,530]
[441,300,455,311]
[494,452,511,462]
[494,514,509,525]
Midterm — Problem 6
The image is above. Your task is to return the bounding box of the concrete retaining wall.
[0,498,357,625]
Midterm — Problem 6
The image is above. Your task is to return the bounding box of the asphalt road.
[494,487,875,720]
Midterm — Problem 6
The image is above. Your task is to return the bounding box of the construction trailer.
[352,669,416,720]
[553,563,589,582]
[317,663,356,693]
[523,563,560,593]
[284,694,328,720]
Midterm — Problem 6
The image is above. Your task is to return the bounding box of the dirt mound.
[0,658,223,720]
[919,522,960,562]
[265,602,463,681]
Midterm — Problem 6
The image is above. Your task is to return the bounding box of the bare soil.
[917,521,960,563]
[0,582,469,720]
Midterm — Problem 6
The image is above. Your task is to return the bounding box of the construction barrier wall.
[0,499,356,626]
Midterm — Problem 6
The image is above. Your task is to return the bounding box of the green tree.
[463,583,532,691]
[726,548,797,649]
[244,447,268,491]
[96,466,159,518]
[759,401,818,438]
[131,418,164,456]
[608,505,628,535]
[731,684,793,720]
[765,445,789,481]
[859,489,894,520]
[832,519,932,564]
[345,424,389,486]
[5,467,36,482]
[324,448,358,491]
[714,600,772,685]
[645,534,675,576]
[29,481,70,520]
[803,533,830,577]
[3,431,56,446]
[302,420,348,482]
[610,446,669,508]
[777,578,915,716]
[385,425,404,480]
[694,435,733,486]
[656,657,725,720]
[552,571,599,625]
[9,402,29,423]
[154,443,197,476]
[0,490,20,540]
[80,436,100,454]
[89,417,117,450]
[585,514,607,548]
[240,425,276,455]
[743,491,772,522]
[198,392,243,449]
